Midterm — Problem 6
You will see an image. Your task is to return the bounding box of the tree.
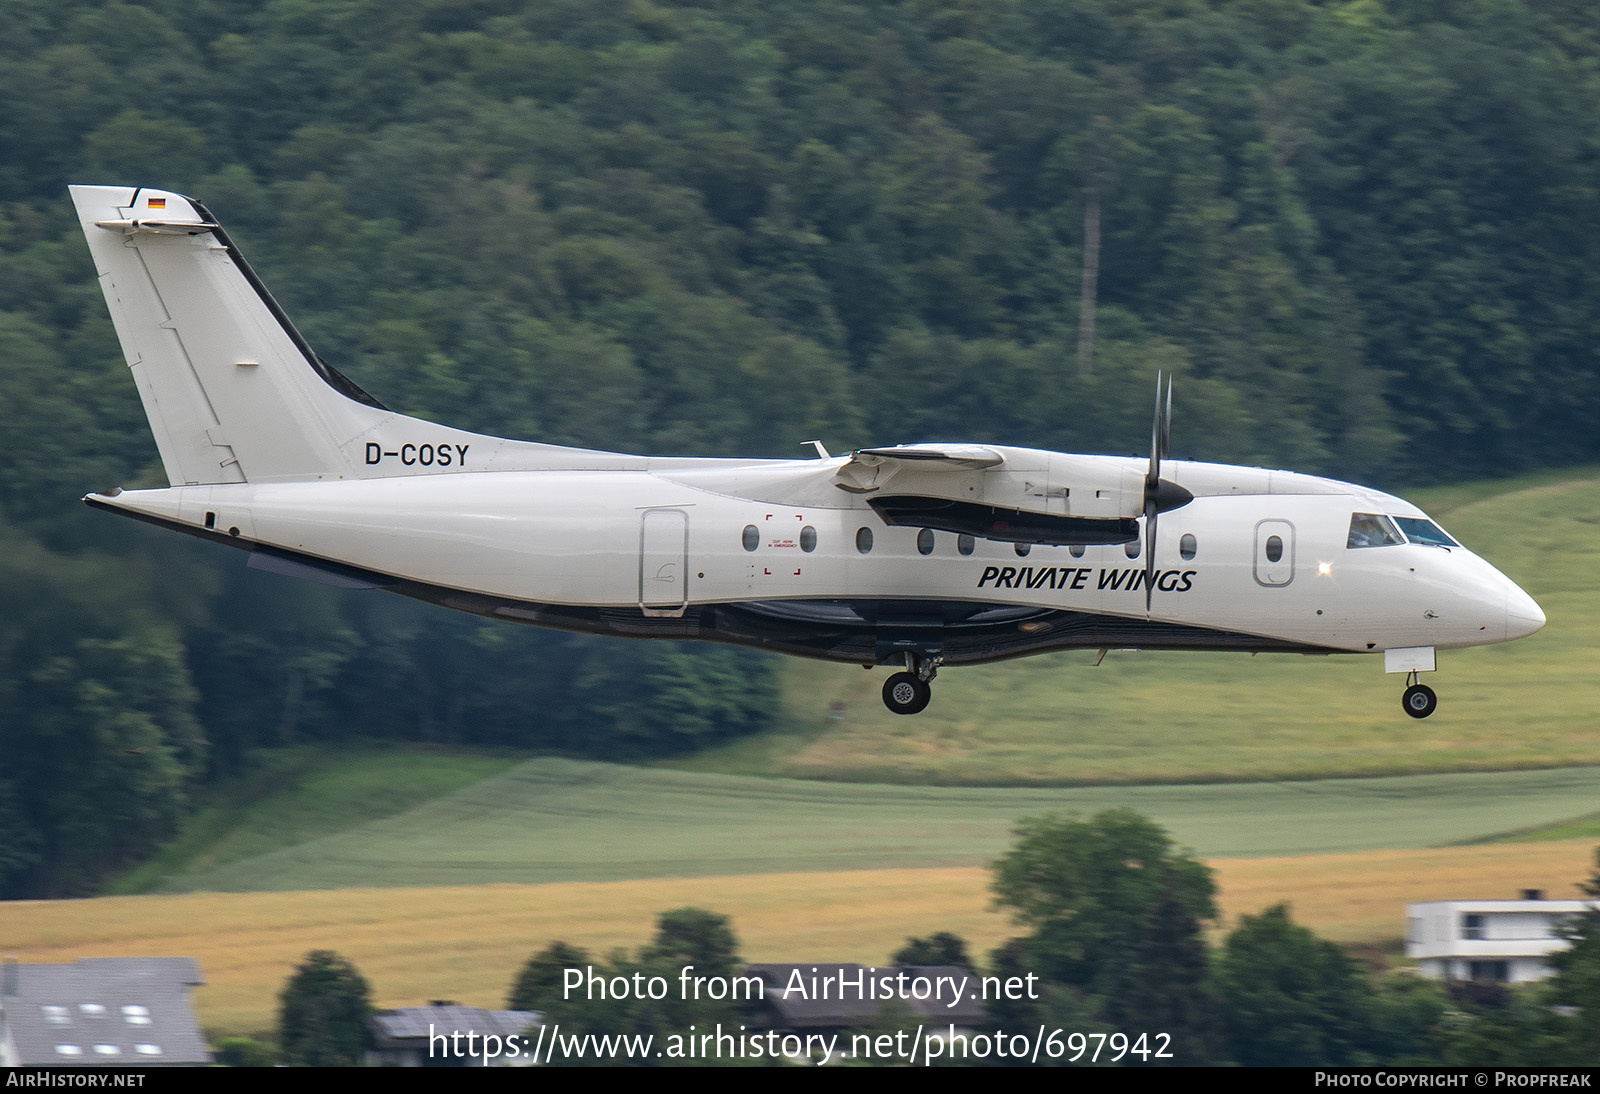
[991,810,1218,1062]
[509,941,591,1013]
[641,907,740,980]
[278,950,372,1067]
[892,931,972,970]
[1549,846,1600,1057]
[535,909,745,1067]
[992,810,1217,997]
[1211,904,1376,1067]
[1117,867,1219,1063]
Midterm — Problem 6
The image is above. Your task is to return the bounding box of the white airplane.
[70,185,1545,719]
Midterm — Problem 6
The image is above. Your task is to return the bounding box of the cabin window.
[800,526,817,553]
[856,527,873,554]
[1394,517,1458,548]
[1347,513,1404,548]
[957,534,975,556]
[1265,535,1284,563]
[917,528,935,555]
[1179,533,1197,561]
[1124,538,1140,560]
[1069,544,1086,558]
[741,524,759,551]
[1014,542,1031,557]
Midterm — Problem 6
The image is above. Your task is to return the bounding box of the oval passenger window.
[742,525,759,552]
[1180,533,1197,561]
[917,528,935,555]
[856,527,873,554]
[800,526,817,553]
[1266,535,1283,563]
[957,534,975,556]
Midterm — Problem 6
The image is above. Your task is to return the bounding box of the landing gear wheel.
[1402,683,1438,719]
[882,672,931,715]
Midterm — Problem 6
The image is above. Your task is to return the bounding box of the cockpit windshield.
[1347,512,1405,548]
[1394,517,1458,548]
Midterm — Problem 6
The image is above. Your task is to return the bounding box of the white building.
[1406,892,1597,983]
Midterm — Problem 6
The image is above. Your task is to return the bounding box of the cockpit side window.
[1394,517,1458,548]
[1347,512,1405,548]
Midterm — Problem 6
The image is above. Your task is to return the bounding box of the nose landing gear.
[1402,671,1438,719]
[882,654,941,715]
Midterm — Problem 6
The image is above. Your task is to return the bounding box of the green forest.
[5,0,1600,898]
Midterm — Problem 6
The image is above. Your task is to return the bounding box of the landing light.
[1317,561,1333,577]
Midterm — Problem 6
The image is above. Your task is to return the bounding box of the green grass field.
[141,758,1600,893]
[679,470,1600,784]
[112,748,517,895]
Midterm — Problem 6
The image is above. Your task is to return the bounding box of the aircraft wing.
[835,444,1156,546]
[835,445,1003,493]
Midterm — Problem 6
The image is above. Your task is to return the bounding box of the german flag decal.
[147,197,166,210]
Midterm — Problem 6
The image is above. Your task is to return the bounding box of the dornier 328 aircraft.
[71,185,1545,719]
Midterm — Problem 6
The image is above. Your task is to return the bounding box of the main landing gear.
[882,654,941,715]
[1401,671,1438,719]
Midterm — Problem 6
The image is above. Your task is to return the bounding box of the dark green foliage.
[277,950,373,1068]
[892,931,972,970]
[992,810,1217,996]
[0,523,203,898]
[215,1036,277,1067]
[991,810,1218,1061]
[1211,904,1378,1067]
[1548,847,1600,1057]
[509,941,591,1012]
[641,907,741,979]
[535,908,746,1066]
[1437,985,1579,1067]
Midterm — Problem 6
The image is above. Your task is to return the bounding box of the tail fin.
[72,185,573,486]
[71,186,399,484]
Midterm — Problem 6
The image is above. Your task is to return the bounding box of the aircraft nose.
[1505,582,1546,641]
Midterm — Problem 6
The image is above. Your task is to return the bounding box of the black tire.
[882,672,931,716]
[1402,683,1438,719]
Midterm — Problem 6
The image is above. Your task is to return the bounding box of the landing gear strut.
[1401,671,1438,719]
[881,654,940,715]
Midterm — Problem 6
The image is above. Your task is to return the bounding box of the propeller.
[1142,372,1191,612]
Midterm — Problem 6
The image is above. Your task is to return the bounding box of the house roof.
[1409,900,1597,913]
[0,957,209,1067]
[371,1005,541,1048]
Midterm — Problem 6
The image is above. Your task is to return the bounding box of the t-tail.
[70,185,589,486]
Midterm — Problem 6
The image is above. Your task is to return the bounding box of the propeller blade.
[1144,372,1173,613]
[1144,499,1158,612]
[1146,371,1163,494]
